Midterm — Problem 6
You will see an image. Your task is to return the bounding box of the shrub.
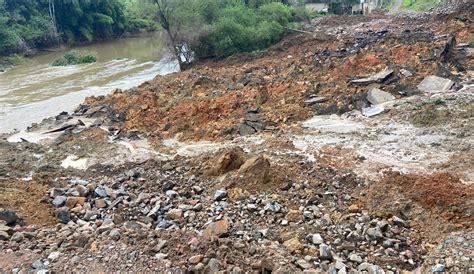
[51,51,97,66]
[200,2,293,58]
[257,2,294,26]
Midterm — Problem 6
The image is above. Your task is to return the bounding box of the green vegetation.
[0,54,23,70]
[1,0,311,67]
[0,0,157,58]
[152,0,302,64]
[402,0,441,11]
[51,51,97,66]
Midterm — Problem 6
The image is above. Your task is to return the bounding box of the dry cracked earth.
[0,2,473,273]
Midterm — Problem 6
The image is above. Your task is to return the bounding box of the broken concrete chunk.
[304,96,328,105]
[367,88,395,105]
[417,75,454,93]
[362,105,385,117]
[400,69,413,77]
[352,68,394,84]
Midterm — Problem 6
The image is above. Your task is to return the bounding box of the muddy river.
[0,33,179,133]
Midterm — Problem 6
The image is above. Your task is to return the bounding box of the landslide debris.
[77,3,473,143]
[1,4,474,274]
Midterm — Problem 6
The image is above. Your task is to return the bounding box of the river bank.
[0,2,473,273]
[0,33,179,133]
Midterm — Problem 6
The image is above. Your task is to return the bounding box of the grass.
[51,51,97,66]
[402,0,441,11]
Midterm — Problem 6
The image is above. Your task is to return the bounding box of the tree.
[152,0,211,66]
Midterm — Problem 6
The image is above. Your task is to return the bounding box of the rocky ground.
[1,2,473,273]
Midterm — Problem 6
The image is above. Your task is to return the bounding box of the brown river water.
[0,33,179,133]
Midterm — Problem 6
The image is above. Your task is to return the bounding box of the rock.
[297,259,313,269]
[368,265,384,274]
[162,162,174,171]
[367,88,395,105]
[366,227,383,241]
[237,155,271,187]
[0,223,14,234]
[95,199,107,208]
[95,186,109,197]
[54,207,71,224]
[162,181,175,192]
[32,259,48,269]
[264,202,282,213]
[283,237,304,253]
[0,230,9,241]
[358,262,370,271]
[0,209,17,226]
[11,232,24,242]
[166,209,183,220]
[432,264,445,272]
[238,123,257,136]
[309,233,324,245]
[156,219,174,229]
[155,253,168,260]
[208,147,247,176]
[286,210,302,222]
[400,69,413,77]
[377,220,389,232]
[362,105,385,117]
[48,251,61,262]
[352,68,394,84]
[52,196,67,207]
[124,221,143,230]
[189,255,204,264]
[203,219,230,239]
[305,96,328,105]
[165,190,179,198]
[348,204,360,213]
[75,185,88,197]
[335,261,347,270]
[349,254,363,264]
[392,216,408,227]
[50,188,66,198]
[207,258,221,272]
[319,244,332,260]
[213,189,228,201]
[109,228,121,240]
[66,197,86,208]
[155,240,168,252]
[417,75,454,93]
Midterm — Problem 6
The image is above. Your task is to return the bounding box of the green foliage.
[402,0,441,11]
[194,2,294,58]
[0,0,152,57]
[0,54,23,70]
[51,51,97,66]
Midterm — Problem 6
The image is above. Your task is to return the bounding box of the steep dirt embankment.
[0,5,473,273]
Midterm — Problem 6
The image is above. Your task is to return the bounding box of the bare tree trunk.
[153,0,184,68]
[48,0,59,42]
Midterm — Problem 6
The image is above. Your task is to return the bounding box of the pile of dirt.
[0,180,56,227]
[366,171,474,241]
